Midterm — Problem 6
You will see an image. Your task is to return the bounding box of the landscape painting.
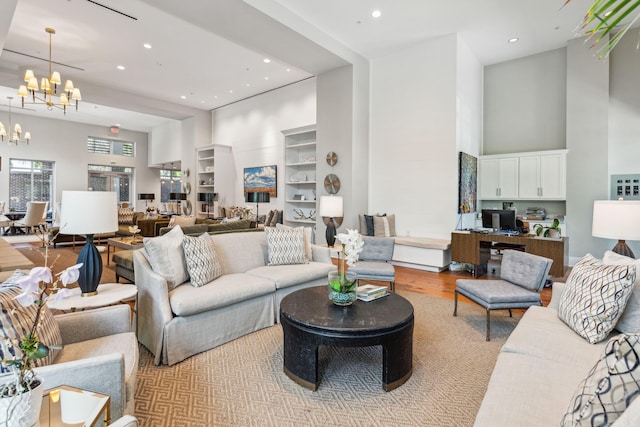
[458,152,477,213]
[244,165,277,197]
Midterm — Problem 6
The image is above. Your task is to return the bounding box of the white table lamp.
[320,195,343,247]
[592,199,640,258]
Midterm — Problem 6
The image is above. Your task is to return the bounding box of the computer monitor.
[481,209,517,231]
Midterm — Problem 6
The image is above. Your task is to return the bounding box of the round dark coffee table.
[280,285,414,392]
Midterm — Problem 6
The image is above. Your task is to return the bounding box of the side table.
[40,385,110,426]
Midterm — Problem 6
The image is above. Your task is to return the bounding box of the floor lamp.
[59,191,118,296]
[137,193,155,208]
[592,199,640,258]
[198,192,218,219]
[169,192,187,215]
[246,191,270,226]
[320,195,343,247]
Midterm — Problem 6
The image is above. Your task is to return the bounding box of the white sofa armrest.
[548,281,566,310]
[133,249,174,365]
[311,244,331,264]
[34,353,127,419]
[55,305,131,345]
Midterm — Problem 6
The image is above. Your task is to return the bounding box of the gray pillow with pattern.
[182,233,222,287]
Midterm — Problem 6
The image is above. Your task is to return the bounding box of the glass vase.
[328,270,358,306]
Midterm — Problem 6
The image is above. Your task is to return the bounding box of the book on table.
[356,284,389,301]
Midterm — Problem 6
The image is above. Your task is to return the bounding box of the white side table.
[47,283,137,312]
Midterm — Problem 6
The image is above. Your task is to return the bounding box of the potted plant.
[328,229,364,306]
[0,241,80,425]
[534,218,562,238]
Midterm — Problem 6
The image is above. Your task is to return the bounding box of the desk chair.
[453,249,552,341]
[349,236,396,292]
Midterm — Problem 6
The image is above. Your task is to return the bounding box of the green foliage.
[534,218,561,237]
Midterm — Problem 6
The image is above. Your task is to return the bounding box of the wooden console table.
[451,231,568,277]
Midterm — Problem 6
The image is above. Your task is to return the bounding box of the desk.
[451,231,567,277]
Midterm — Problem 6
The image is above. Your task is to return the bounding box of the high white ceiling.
[0,0,596,132]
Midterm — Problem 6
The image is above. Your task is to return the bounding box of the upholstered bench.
[391,236,451,272]
[113,250,135,283]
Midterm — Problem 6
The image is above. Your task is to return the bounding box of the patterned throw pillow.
[142,225,189,290]
[276,224,313,261]
[561,333,640,426]
[602,251,640,333]
[264,226,307,266]
[373,214,396,237]
[558,254,636,344]
[118,208,135,225]
[0,270,62,373]
[168,215,196,228]
[183,234,222,287]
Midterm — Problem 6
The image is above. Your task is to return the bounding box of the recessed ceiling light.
[214,95,218,99]
[508,37,519,43]
[201,101,205,104]
[229,90,233,94]
[286,68,291,72]
[245,83,250,87]
[263,58,271,63]
[143,43,152,49]
[117,65,125,70]
[372,10,381,18]
[264,76,269,80]
[180,95,186,99]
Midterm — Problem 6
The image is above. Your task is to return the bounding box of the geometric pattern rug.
[135,290,519,426]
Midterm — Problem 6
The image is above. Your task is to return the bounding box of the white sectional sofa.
[133,230,334,366]
[475,281,640,426]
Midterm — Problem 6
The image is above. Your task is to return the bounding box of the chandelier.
[0,96,31,144]
[17,27,81,114]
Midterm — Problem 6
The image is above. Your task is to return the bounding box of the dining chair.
[13,201,48,234]
[453,249,552,341]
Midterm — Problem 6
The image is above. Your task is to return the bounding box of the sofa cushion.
[142,225,189,290]
[183,234,222,288]
[112,250,134,271]
[602,251,640,333]
[349,261,395,278]
[359,236,394,261]
[264,226,307,266]
[169,273,275,316]
[208,219,252,233]
[209,232,268,275]
[558,254,636,344]
[561,333,640,426]
[168,215,196,228]
[247,262,335,289]
[0,270,62,372]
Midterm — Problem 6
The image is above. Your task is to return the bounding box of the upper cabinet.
[479,150,567,201]
[478,157,519,199]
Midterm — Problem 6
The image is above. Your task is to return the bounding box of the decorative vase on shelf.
[0,377,45,427]
[328,270,358,306]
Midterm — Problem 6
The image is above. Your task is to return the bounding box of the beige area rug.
[135,291,519,427]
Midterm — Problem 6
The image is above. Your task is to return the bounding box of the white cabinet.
[479,150,567,201]
[479,157,518,199]
[283,125,317,226]
[518,153,566,200]
[195,144,233,218]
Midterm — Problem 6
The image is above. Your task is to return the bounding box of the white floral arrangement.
[336,229,364,267]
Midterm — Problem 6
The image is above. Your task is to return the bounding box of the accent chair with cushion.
[13,201,48,234]
[453,249,552,341]
[349,236,396,291]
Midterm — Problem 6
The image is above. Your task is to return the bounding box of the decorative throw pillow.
[266,210,275,227]
[276,223,313,261]
[182,233,222,287]
[373,214,396,237]
[221,216,241,223]
[0,270,62,373]
[603,251,640,333]
[561,333,640,426]
[142,225,189,290]
[168,215,196,228]
[264,226,307,266]
[558,254,636,344]
[118,208,135,225]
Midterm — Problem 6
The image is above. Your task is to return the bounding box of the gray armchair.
[453,249,552,341]
[35,304,138,420]
[349,236,396,291]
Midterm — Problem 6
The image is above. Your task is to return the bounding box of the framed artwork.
[244,165,277,197]
[458,152,477,213]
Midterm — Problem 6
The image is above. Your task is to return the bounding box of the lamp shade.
[592,200,640,241]
[59,191,118,235]
[137,193,155,200]
[319,196,343,218]
[198,192,217,202]
[246,192,270,203]
[169,192,187,201]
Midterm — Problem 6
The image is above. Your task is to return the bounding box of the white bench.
[391,236,451,272]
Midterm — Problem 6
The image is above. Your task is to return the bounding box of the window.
[88,164,134,204]
[9,159,54,212]
[87,136,135,157]
[160,169,182,202]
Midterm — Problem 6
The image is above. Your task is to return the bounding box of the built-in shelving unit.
[195,144,233,218]
[283,125,317,226]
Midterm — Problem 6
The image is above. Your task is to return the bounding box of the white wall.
[211,78,316,209]
[369,35,460,240]
[0,111,157,212]
[149,120,182,166]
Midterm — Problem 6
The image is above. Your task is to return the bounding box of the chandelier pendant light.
[0,96,31,144]
[17,27,81,114]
